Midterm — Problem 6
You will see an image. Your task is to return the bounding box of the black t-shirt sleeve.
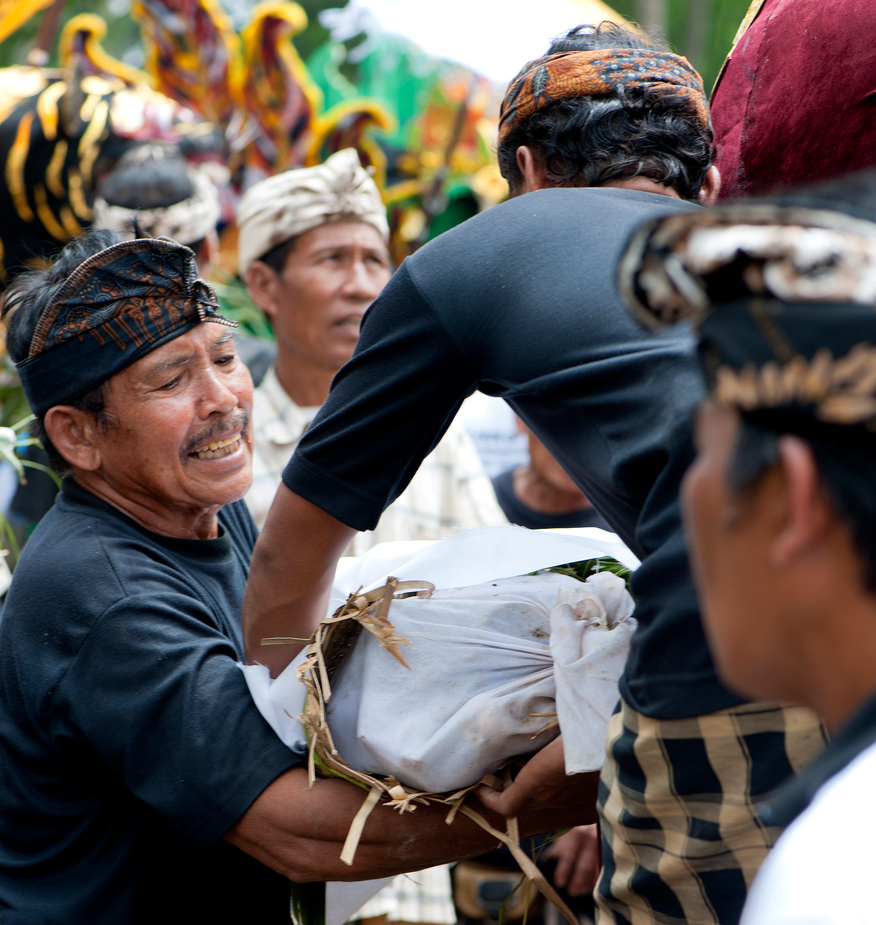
[283,262,481,531]
[55,592,300,853]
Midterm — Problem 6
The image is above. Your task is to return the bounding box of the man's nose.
[342,260,383,300]
[199,368,239,416]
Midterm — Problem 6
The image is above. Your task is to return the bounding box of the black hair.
[257,235,298,275]
[498,21,713,200]
[729,417,876,593]
[2,230,121,476]
[98,152,195,211]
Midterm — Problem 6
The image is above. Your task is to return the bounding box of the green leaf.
[548,557,634,596]
[12,413,35,433]
[1,515,21,562]
[20,459,61,489]
[0,440,24,480]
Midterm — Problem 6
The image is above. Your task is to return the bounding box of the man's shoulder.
[11,495,127,582]
[413,187,700,252]
[7,490,252,623]
[1,501,144,678]
[403,188,702,313]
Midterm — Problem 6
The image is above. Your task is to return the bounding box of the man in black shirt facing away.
[244,22,825,925]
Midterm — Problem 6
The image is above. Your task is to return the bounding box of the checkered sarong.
[596,698,827,925]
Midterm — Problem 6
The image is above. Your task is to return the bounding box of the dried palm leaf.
[294,576,577,925]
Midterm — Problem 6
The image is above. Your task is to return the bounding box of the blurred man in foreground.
[620,173,876,925]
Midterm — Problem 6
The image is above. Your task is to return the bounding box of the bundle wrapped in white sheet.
[243,526,637,792]
[324,570,631,792]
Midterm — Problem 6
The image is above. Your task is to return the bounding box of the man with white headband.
[238,148,504,553]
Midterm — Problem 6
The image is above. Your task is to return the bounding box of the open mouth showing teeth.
[192,435,241,460]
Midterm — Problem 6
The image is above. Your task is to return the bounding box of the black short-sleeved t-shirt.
[284,187,744,720]
[0,480,301,924]
[490,469,611,531]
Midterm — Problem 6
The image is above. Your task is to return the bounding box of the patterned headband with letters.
[618,204,876,440]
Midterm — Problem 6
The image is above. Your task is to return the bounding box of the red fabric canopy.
[711,0,876,200]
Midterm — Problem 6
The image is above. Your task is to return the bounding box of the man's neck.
[797,603,876,734]
[512,466,592,516]
[274,356,336,408]
[71,473,222,540]
[599,177,682,198]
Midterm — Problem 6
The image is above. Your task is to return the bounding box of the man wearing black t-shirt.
[243,23,826,925]
[0,232,571,924]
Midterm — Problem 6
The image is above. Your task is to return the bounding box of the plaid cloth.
[596,698,827,925]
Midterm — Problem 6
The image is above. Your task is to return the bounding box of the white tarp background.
[321,0,626,85]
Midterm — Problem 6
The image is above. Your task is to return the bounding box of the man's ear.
[195,230,219,275]
[244,261,279,320]
[770,435,832,568]
[699,165,721,206]
[43,406,103,472]
[515,146,551,194]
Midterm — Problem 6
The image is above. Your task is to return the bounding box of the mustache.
[183,410,249,457]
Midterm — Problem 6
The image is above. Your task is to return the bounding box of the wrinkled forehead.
[112,323,238,387]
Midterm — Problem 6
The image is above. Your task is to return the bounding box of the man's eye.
[216,354,236,366]
[156,375,182,391]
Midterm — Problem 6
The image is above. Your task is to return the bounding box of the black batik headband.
[17,237,237,416]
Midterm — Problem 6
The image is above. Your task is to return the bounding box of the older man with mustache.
[0,231,573,925]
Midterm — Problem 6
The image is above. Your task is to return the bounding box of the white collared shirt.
[246,366,507,554]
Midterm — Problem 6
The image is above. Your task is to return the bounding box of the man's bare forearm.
[225,767,599,882]
[243,486,355,676]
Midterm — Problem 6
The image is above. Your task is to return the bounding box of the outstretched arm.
[243,485,355,676]
[225,766,598,882]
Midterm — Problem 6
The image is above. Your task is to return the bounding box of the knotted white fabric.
[322,569,635,792]
[551,570,636,773]
[243,526,638,789]
[237,147,389,277]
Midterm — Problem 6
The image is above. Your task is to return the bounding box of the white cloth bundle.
[242,527,637,925]
[243,526,638,790]
[325,571,635,792]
